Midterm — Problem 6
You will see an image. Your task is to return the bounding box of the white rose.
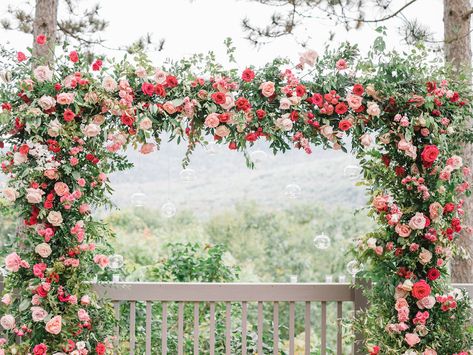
[76,341,86,350]
[154,69,167,84]
[48,119,62,137]
[33,66,53,82]
[38,95,56,110]
[279,97,291,110]
[0,314,15,330]
[35,243,52,258]
[139,117,153,130]
[13,152,28,165]
[25,188,44,204]
[2,188,18,202]
[102,76,117,92]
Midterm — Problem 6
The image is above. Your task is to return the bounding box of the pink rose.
[140,143,155,155]
[80,295,91,305]
[417,296,436,310]
[429,202,442,222]
[35,243,52,258]
[220,94,235,110]
[26,188,44,204]
[54,182,69,197]
[77,309,90,322]
[336,59,347,70]
[409,212,427,230]
[47,211,63,226]
[102,76,117,92]
[45,315,62,335]
[31,307,48,322]
[279,97,291,110]
[154,69,167,84]
[139,117,153,130]
[395,298,408,311]
[37,95,56,110]
[44,169,59,180]
[299,49,318,67]
[2,188,18,202]
[56,92,75,105]
[419,248,432,265]
[395,224,411,238]
[360,133,372,147]
[135,66,147,78]
[346,94,362,110]
[79,204,90,215]
[0,315,15,330]
[260,81,275,97]
[1,294,11,305]
[397,307,409,322]
[423,349,437,355]
[93,254,109,269]
[215,125,230,138]
[204,113,220,128]
[82,123,101,137]
[5,252,22,272]
[33,66,53,82]
[405,333,420,347]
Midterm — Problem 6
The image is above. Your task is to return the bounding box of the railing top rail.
[92,282,355,302]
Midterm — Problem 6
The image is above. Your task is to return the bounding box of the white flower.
[13,152,28,165]
[102,76,117,92]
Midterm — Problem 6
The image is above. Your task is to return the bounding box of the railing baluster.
[209,302,216,355]
[193,302,199,355]
[162,302,168,355]
[113,301,120,355]
[289,301,295,355]
[145,301,152,355]
[305,301,311,355]
[257,301,263,355]
[225,302,232,355]
[178,302,184,355]
[129,301,136,355]
[242,301,248,355]
[321,301,327,355]
[337,301,343,355]
[273,301,279,355]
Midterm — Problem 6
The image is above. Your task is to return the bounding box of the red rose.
[352,84,364,96]
[92,59,103,71]
[69,51,79,63]
[241,68,255,82]
[338,119,352,131]
[290,111,298,121]
[245,132,258,142]
[427,268,440,281]
[335,102,348,115]
[394,166,406,176]
[33,343,48,355]
[228,142,237,150]
[256,109,266,119]
[311,93,323,107]
[444,202,455,213]
[235,97,251,112]
[381,155,390,167]
[63,109,76,122]
[54,83,62,91]
[141,82,155,96]
[450,92,460,103]
[295,85,306,97]
[120,114,135,127]
[1,102,12,111]
[412,280,431,300]
[421,145,439,163]
[155,84,166,97]
[96,343,106,355]
[44,201,53,209]
[426,81,436,93]
[165,75,178,88]
[36,35,47,45]
[17,51,27,62]
[211,92,226,105]
[36,285,48,297]
[19,144,29,155]
[218,113,231,123]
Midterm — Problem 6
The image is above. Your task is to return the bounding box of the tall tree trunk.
[32,0,59,64]
[444,0,473,283]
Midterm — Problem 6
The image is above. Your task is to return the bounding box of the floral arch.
[0,35,472,355]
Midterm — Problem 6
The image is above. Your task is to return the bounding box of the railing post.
[353,278,369,355]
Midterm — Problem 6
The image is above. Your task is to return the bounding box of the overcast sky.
[1,0,447,67]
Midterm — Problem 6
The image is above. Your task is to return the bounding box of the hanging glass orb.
[205,142,219,155]
[343,165,362,180]
[346,260,364,276]
[313,234,331,250]
[108,254,124,270]
[161,201,177,218]
[285,184,302,199]
[131,192,146,207]
[250,150,268,166]
[179,168,196,182]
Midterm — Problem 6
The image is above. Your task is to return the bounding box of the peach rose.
[215,125,230,137]
[423,349,437,355]
[82,123,101,137]
[135,66,147,78]
[5,252,22,272]
[56,92,75,105]
[404,333,420,347]
[419,248,432,265]
[163,102,176,115]
[45,315,62,335]
[395,224,411,238]
[47,211,63,226]
[429,202,442,222]
[38,95,56,110]
[0,315,15,330]
[260,81,275,97]
[31,307,48,322]
[395,298,409,311]
[2,188,18,202]
[93,114,105,125]
[33,66,53,82]
[366,102,381,116]
[35,243,52,258]
[140,143,155,155]
[204,113,220,128]
[409,212,426,230]
[54,182,69,197]
[320,125,334,139]
[139,117,153,130]
[84,92,99,104]
[25,188,44,204]
[360,133,372,147]
[346,94,362,110]
[220,94,235,110]
[44,169,59,180]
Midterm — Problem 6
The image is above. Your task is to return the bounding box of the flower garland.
[0,36,472,354]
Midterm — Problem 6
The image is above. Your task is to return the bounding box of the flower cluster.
[0,35,472,353]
